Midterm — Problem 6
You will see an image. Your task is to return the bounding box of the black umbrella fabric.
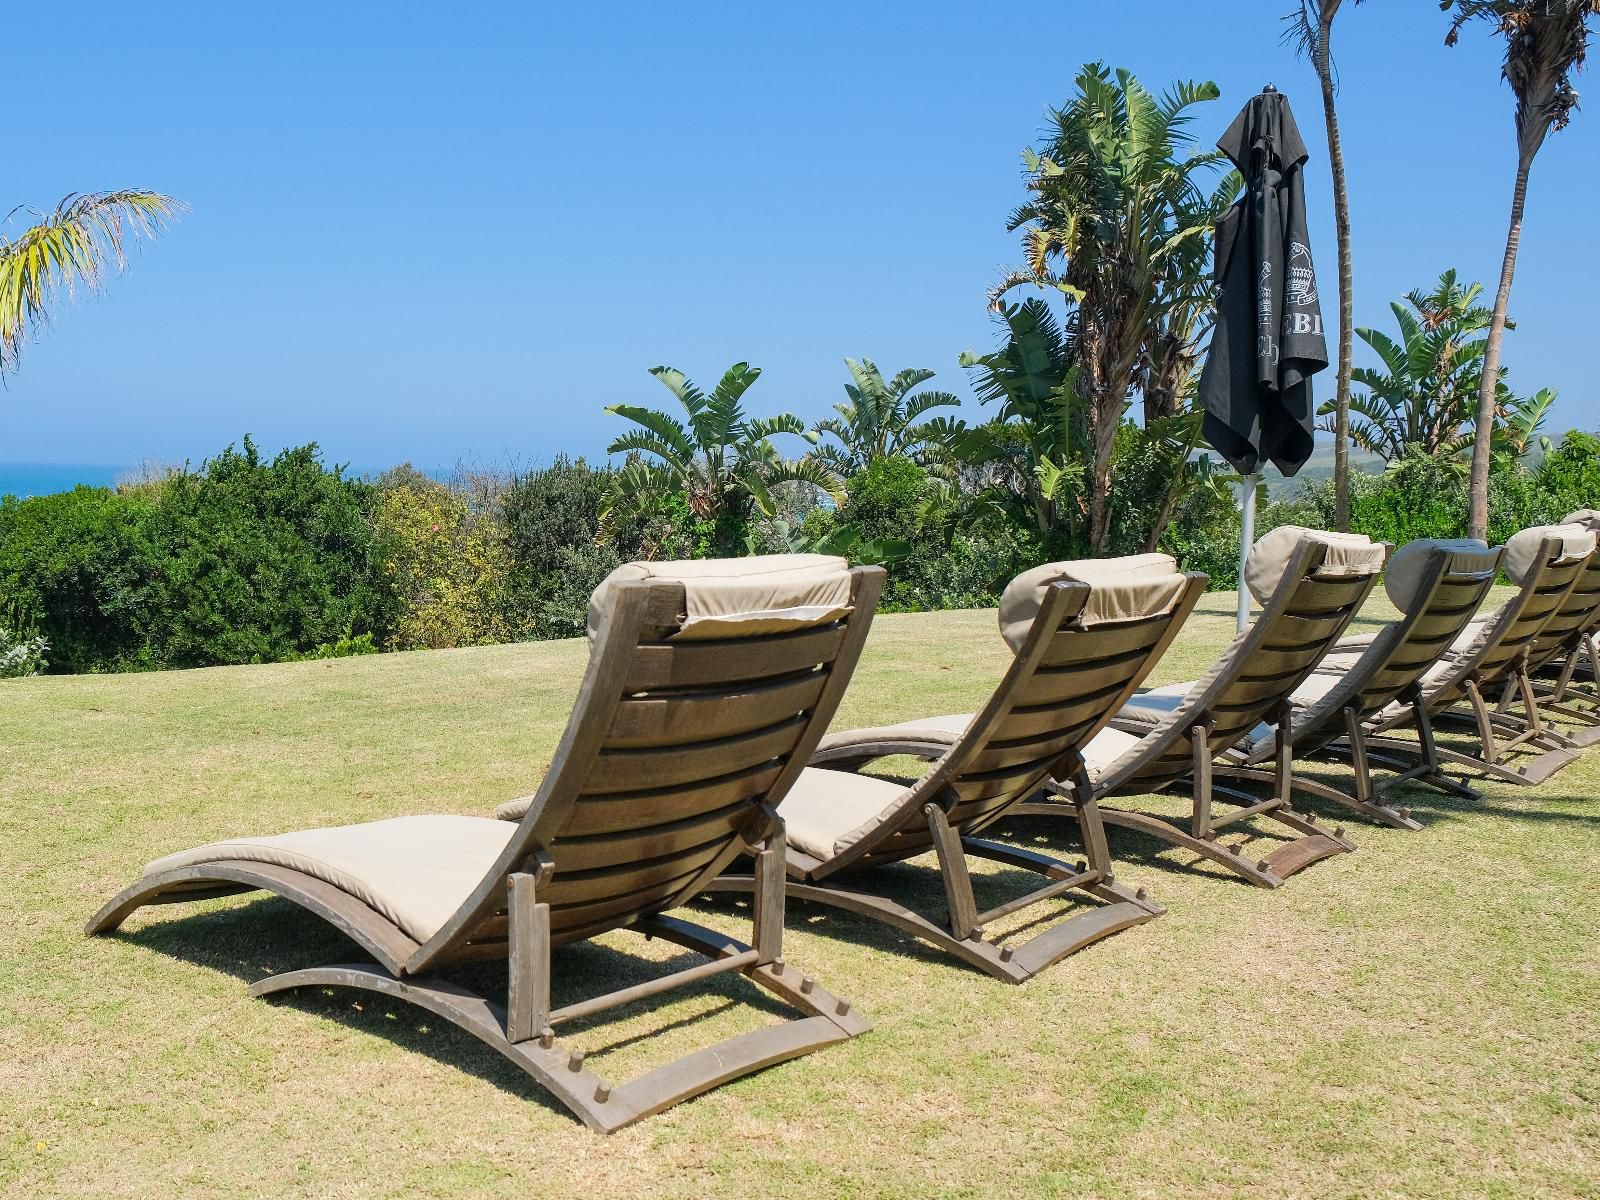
[1199,87,1327,477]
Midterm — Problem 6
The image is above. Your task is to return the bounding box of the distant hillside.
[1265,442,1388,500]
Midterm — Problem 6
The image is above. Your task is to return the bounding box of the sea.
[0,461,464,500]
[0,463,126,499]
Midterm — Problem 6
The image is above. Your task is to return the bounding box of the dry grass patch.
[3,587,1599,1198]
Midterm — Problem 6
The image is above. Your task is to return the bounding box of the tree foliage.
[811,358,963,478]
[602,362,840,557]
[1000,63,1229,552]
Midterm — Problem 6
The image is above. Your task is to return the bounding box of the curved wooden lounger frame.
[1214,543,1502,830]
[1366,535,1593,788]
[1011,539,1380,888]
[88,567,884,1134]
[713,571,1208,984]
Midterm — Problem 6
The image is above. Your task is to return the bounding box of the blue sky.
[5,1,1596,474]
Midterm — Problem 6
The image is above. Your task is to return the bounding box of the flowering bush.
[372,470,511,650]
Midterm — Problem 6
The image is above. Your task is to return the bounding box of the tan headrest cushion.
[1243,526,1387,604]
[1502,524,1597,585]
[1562,508,1600,532]
[997,553,1189,653]
[1383,538,1499,610]
[587,553,854,643]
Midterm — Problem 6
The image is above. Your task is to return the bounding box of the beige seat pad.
[814,713,972,757]
[144,815,516,944]
[1119,681,1193,723]
[779,767,912,862]
[1080,725,1147,778]
[1449,616,1491,658]
[1237,671,1348,755]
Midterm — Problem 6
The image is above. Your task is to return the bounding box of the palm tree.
[1322,270,1496,460]
[811,358,962,479]
[999,64,1224,553]
[1443,0,1599,538]
[1285,1,1364,531]
[1,191,181,372]
[601,362,839,557]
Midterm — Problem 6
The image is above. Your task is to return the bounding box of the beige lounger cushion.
[1079,725,1147,775]
[1383,538,1498,610]
[143,815,516,943]
[1562,509,1600,532]
[587,553,853,643]
[1501,524,1595,586]
[1242,526,1386,603]
[997,553,1189,651]
[1237,671,1348,754]
[779,766,915,861]
[814,713,972,759]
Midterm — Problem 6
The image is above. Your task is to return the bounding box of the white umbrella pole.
[1236,473,1259,632]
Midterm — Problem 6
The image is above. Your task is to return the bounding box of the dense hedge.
[3,433,1597,674]
[0,439,393,672]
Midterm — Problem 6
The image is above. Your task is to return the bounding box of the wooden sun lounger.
[1362,525,1596,787]
[1010,530,1389,888]
[1215,539,1502,829]
[707,556,1208,983]
[88,562,885,1133]
[1512,516,1600,746]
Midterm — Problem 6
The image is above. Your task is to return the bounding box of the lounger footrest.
[1560,722,1600,749]
[1003,900,1156,977]
[608,1014,852,1126]
[1514,746,1582,785]
[1259,833,1350,880]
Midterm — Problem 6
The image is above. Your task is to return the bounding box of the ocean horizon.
[0,461,460,500]
[0,463,127,499]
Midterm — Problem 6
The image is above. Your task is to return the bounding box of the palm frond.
[0,190,183,371]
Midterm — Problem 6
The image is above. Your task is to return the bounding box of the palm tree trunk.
[1090,384,1123,555]
[1314,5,1355,532]
[1468,154,1531,540]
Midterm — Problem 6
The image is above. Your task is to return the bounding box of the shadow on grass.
[695,842,1152,976]
[113,894,802,1117]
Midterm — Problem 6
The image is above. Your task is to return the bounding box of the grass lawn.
[3,586,1598,1198]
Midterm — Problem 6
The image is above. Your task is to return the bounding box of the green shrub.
[372,469,510,650]
[501,457,648,639]
[830,457,1033,610]
[0,485,161,672]
[1535,431,1600,517]
[138,439,393,667]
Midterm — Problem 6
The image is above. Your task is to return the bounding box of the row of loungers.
[86,514,1600,1132]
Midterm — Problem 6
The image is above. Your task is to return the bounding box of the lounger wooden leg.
[1065,756,1114,877]
[1189,724,1215,842]
[925,803,980,943]
[1464,678,1502,765]
[506,869,552,1045]
[752,830,785,966]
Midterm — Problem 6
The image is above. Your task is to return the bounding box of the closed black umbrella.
[1198,84,1329,627]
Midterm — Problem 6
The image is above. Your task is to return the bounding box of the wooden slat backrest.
[1423,540,1590,709]
[1523,553,1600,673]
[406,567,885,969]
[834,572,1208,870]
[1100,539,1384,796]
[1285,546,1501,757]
